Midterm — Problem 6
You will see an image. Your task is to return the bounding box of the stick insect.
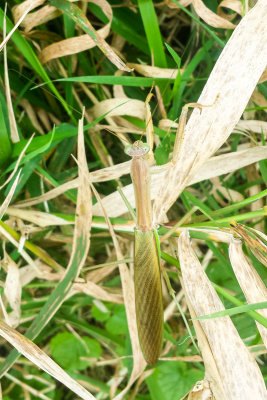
[125,99,209,365]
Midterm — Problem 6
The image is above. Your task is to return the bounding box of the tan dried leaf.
[6,207,73,227]
[128,63,181,78]
[39,0,131,71]
[178,231,267,400]
[68,111,92,276]
[192,0,235,29]
[153,1,267,223]
[3,253,21,328]
[22,6,61,32]
[70,280,123,304]
[12,0,46,24]
[92,98,146,120]
[229,238,267,347]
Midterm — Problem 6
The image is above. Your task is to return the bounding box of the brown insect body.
[126,140,163,365]
[134,229,163,365]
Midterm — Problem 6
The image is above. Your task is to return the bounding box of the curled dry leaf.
[153,0,267,223]
[12,0,46,24]
[178,231,267,400]
[39,0,112,64]
[40,0,131,71]
[0,321,96,400]
[217,0,242,21]
[12,0,60,33]
[229,238,267,347]
[192,0,236,29]
[23,5,61,33]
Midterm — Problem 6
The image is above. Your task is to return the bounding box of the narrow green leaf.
[137,0,167,67]
[195,302,267,326]
[54,75,174,86]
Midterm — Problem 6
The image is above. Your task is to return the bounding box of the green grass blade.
[54,76,175,86]
[137,0,167,67]
[195,301,267,328]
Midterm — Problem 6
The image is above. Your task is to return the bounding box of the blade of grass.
[137,0,167,68]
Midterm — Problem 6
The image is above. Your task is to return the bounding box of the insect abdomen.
[134,229,163,365]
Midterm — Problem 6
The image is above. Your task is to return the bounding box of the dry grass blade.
[229,238,267,347]
[178,230,267,400]
[39,0,112,63]
[92,98,145,120]
[127,63,182,78]
[153,0,267,223]
[0,135,33,190]
[0,172,21,220]
[67,110,92,276]
[0,321,96,400]
[3,251,21,328]
[0,222,40,273]
[70,279,123,304]
[6,207,72,227]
